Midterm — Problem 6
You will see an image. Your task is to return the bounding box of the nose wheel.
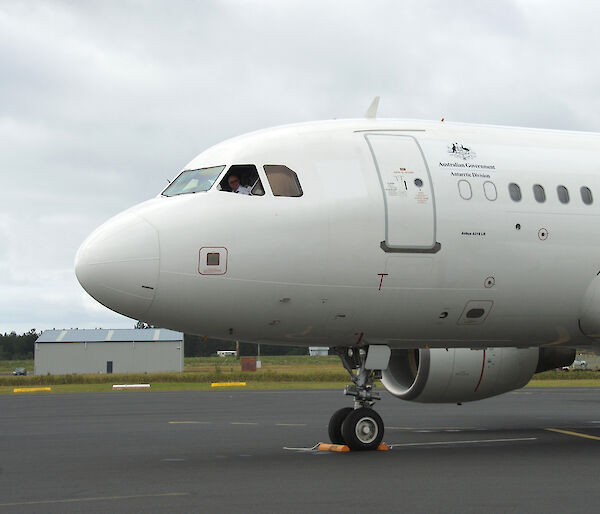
[328,346,386,451]
[328,406,384,451]
[337,407,384,451]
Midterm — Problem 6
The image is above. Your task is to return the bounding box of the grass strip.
[0,370,348,387]
[526,379,600,387]
[0,356,341,373]
[533,370,600,380]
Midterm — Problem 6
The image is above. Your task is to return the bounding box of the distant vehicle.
[12,368,26,376]
[216,350,236,357]
[561,360,588,371]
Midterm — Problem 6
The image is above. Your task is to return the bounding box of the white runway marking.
[283,443,321,451]
[168,421,211,424]
[284,437,536,453]
[389,437,537,448]
[0,492,189,507]
[386,426,476,431]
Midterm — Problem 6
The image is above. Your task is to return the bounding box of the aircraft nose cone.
[75,211,159,320]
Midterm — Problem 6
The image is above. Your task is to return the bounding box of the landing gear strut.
[328,346,386,451]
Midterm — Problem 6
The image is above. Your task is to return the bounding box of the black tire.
[341,407,384,451]
[328,407,353,444]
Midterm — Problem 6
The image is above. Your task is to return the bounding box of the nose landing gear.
[329,346,388,451]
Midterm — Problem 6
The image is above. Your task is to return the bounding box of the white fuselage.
[75,119,600,351]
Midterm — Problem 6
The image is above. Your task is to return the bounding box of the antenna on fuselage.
[365,96,380,119]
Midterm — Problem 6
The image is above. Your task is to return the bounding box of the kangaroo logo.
[448,143,476,161]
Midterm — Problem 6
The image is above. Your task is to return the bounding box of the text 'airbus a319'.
[75,99,600,450]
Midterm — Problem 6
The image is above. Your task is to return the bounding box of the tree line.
[0,330,39,360]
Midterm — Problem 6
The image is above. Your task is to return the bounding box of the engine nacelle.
[380,346,573,403]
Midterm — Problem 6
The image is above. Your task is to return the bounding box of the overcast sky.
[1,0,599,334]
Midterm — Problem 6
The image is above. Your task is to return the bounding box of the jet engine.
[380,346,575,403]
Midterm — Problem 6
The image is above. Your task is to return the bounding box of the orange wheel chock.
[317,442,390,452]
[317,443,350,452]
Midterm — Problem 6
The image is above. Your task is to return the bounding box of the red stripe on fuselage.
[474,349,486,393]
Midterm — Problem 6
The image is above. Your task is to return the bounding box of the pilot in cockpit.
[227,174,252,195]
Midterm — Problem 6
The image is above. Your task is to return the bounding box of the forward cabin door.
[365,134,439,253]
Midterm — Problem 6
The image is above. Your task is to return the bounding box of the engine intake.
[381,346,573,403]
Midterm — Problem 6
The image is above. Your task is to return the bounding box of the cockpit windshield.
[162,165,225,197]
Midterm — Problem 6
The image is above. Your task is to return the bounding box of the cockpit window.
[162,165,225,197]
[263,165,303,197]
[218,164,264,196]
[251,180,265,196]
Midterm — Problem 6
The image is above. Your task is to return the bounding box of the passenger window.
[218,165,262,196]
[508,183,521,202]
[458,180,472,200]
[533,184,546,203]
[263,165,303,197]
[557,185,569,204]
[581,186,593,205]
[483,181,497,201]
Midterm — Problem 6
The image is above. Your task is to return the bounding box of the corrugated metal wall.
[34,341,183,375]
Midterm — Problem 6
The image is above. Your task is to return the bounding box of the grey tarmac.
[1,387,599,513]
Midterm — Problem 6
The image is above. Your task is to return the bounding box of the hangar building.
[34,328,184,375]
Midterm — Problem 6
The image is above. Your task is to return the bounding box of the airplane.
[75,101,600,450]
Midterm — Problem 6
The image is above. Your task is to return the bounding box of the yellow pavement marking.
[168,421,211,424]
[211,382,246,387]
[545,428,600,441]
[13,387,51,393]
[0,492,189,507]
[276,423,307,426]
[230,422,258,425]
